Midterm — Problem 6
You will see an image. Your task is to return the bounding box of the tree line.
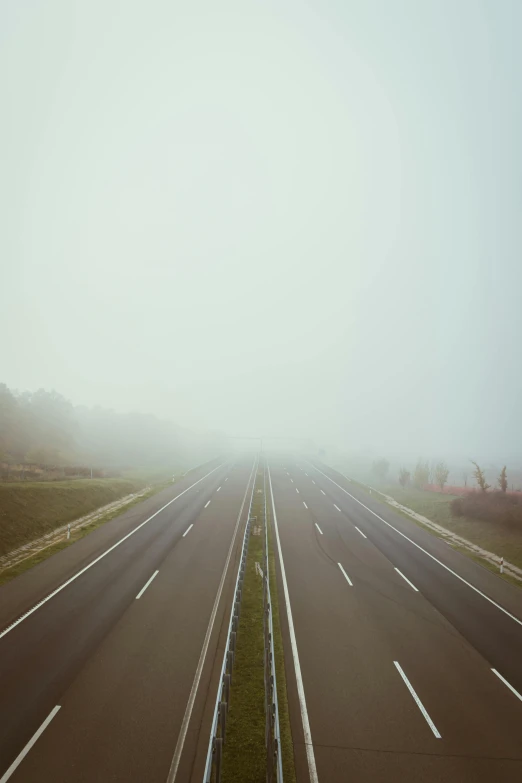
[0,383,226,472]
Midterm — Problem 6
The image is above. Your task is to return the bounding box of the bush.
[451,491,522,527]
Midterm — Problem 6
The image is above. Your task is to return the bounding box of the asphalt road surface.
[0,455,256,782]
[267,458,522,782]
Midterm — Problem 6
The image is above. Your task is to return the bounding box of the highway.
[0,455,256,782]
[267,458,522,782]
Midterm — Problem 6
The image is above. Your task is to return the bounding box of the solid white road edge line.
[315,523,323,535]
[333,504,341,512]
[310,464,522,628]
[0,463,225,641]
[182,524,193,538]
[136,570,159,599]
[394,568,419,592]
[492,669,522,702]
[166,457,258,782]
[204,500,211,508]
[268,465,319,783]
[0,706,61,783]
[338,563,353,586]
[354,526,367,539]
[393,661,441,738]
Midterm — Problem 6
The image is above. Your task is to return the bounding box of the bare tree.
[471,461,490,493]
[435,461,449,492]
[498,466,508,493]
[398,468,410,488]
[413,459,429,490]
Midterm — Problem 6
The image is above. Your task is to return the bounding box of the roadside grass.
[382,486,522,571]
[265,481,297,783]
[0,484,167,587]
[222,475,266,782]
[0,478,148,556]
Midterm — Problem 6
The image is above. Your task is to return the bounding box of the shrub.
[450,490,522,526]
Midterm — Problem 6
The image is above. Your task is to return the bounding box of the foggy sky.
[2,0,522,461]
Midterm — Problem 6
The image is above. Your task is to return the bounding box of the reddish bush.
[450,491,522,526]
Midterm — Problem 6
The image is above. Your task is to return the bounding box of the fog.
[2,1,521,464]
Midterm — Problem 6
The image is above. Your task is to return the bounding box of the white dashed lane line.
[182,524,193,538]
[217,486,221,492]
[394,567,419,592]
[333,504,341,512]
[0,706,61,783]
[303,501,308,509]
[492,669,522,702]
[136,570,159,600]
[315,523,323,535]
[204,500,211,508]
[338,563,353,586]
[296,488,300,494]
[393,661,441,739]
[320,490,325,495]
[354,526,367,539]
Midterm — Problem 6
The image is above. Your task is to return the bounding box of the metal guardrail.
[262,463,283,783]
[203,462,258,783]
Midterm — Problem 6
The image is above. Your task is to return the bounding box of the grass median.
[221,472,266,782]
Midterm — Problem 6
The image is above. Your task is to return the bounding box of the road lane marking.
[182,524,193,538]
[394,567,419,591]
[310,464,522,628]
[296,488,300,494]
[393,661,441,738]
[217,486,221,492]
[355,526,367,539]
[167,458,257,782]
[0,463,225,641]
[320,489,325,495]
[333,504,341,512]
[312,480,315,484]
[290,479,294,483]
[136,570,159,599]
[492,669,522,702]
[225,477,228,481]
[305,472,308,476]
[315,523,323,535]
[338,562,353,586]
[204,500,211,508]
[0,706,61,782]
[303,501,308,509]
[268,465,319,783]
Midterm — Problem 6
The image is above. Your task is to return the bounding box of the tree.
[372,458,389,483]
[498,466,508,493]
[398,468,410,488]
[413,459,429,489]
[471,461,490,493]
[435,461,449,492]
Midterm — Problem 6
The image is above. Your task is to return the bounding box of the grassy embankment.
[0,471,182,586]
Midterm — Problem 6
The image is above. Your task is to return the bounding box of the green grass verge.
[221,474,266,782]
[266,482,297,783]
[0,484,168,587]
[0,478,148,556]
